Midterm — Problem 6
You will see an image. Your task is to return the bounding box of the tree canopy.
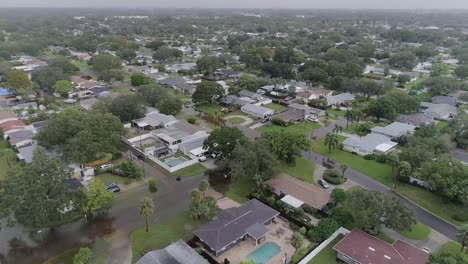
[203,127,247,159]
[192,81,224,103]
[262,130,311,163]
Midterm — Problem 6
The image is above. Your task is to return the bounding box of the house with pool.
[193,199,300,263]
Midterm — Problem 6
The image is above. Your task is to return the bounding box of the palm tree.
[324,133,338,154]
[333,124,343,134]
[139,197,154,233]
[340,164,349,178]
[198,179,209,198]
[458,224,468,254]
[1,148,16,168]
[344,110,354,128]
[386,153,400,188]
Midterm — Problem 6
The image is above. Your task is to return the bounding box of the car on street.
[318,179,330,189]
[107,182,120,192]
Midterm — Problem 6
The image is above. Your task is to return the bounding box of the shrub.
[291,247,309,263]
[267,196,276,207]
[323,169,346,185]
[271,117,287,127]
[453,212,468,222]
[375,154,388,164]
[299,227,307,235]
[119,160,143,179]
[330,207,354,226]
[364,154,376,160]
[187,116,197,124]
[331,188,346,203]
[148,179,157,193]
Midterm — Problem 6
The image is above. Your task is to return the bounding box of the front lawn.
[308,234,344,264]
[395,184,468,226]
[312,136,393,187]
[195,103,222,115]
[258,121,321,136]
[263,103,288,112]
[326,108,346,117]
[226,117,246,124]
[397,222,431,240]
[279,157,316,184]
[130,212,210,263]
[174,163,206,178]
[226,176,256,203]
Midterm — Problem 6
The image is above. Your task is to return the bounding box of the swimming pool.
[164,156,190,167]
[246,242,281,264]
[0,88,13,96]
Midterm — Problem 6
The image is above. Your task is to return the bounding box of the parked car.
[318,179,330,189]
[100,163,113,170]
[198,155,207,162]
[307,116,318,122]
[107,182,120,192]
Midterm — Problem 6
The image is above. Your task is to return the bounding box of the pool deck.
[210,218,304,264]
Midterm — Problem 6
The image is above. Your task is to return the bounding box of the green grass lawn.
[397,222,431,240]
[263,103,288,112]
[312,136,394,187]
[437,242,468,261]
[0,140,18,180]
[258,121,321,136]
[130,212,210,263]
[278,157,316,184]
[326,108,346,117]
[226,117,246,124]
[112,87,133,95]
[174,163,206,178]
[308,234,344,264]
[72,60,91,69]
[45,239,108,264]
[96,173,134,185]
[436,120,449,131]
[195,103,222,115]
[226,176,256,203]
[395,184,468,226]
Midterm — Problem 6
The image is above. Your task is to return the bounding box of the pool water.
[246,242,281,264]
[165,156,189,167]
[0,88,13,96]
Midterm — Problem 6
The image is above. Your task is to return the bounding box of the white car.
[307,116,319,122]
[198,155,207,162]
[100,164,113,170]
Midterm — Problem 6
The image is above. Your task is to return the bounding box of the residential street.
[302,150,459,241]
[0,160,206,264]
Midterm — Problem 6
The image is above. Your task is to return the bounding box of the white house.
[370,122,416,140]
[343,133,397,156]
[241,104,274,119]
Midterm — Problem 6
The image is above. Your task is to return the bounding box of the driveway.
[310,116,347,140]
[382,227,450,253]
[302,150,459,241]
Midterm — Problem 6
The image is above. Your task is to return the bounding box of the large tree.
[349,79,391,98]
[451,114,468,149]
[31,67,68,92]
[130,73,151,86]
[455,65,468,81]
[0,148,72,229]
[192,81,224,103]
[384,90,420,114]
[48,56,79,74]
[6,69,32,95]
[90,54,122,72]
[37,108,126,163]
[79,179,113,221]
[189,189,217,219]
[262,130,311,163]
[203,127,247,159]
[422,76,464,96]
[108,95,145,122]
[156,92,182,115]
[388,51,418,69]
[346,189,416,233]
[367,97,397,121]
[53,80,75,97]
[196,56,222,75]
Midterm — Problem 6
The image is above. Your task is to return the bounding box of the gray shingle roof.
[343,133,397,154]
[193,199,279,253]
[136,240,209,264]
[371,122,416,138]
[8,129,35,144]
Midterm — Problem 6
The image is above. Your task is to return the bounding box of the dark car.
[107,183,117,189]
[108,186,121,193]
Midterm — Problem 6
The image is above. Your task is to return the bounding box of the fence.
[298,227,350,264]
[147,154,198,173]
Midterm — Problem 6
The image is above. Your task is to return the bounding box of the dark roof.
[245,222,269,239]
[31,120,47,130]
[193,199,279,253]
[7,129,35,144]
[89,86,109,95]
[432,95,457,106]
[334,229,429,264]
[273,110,303,122]
[136,240,209,264]
[398,113,435,128]
[68,178,84,192]
[157,77,195,91]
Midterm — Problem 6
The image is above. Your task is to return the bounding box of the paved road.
[303,150,459,241]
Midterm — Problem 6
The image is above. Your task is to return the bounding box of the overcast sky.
[2,0,468,9]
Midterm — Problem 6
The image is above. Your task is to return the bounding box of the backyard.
[263,103,288,112]
[258,121,321,136]
[96,173,135,185]
[195,103,222,115]
[130,212,210,263]
[307,234,344,264]
[278,157,316,184]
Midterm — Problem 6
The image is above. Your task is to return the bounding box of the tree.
[120,160,143,179]
[198,180,209,197]
[153,47,182,61]
[451,114,468,149]
[349,79,391,98]
[455,65,468,80]
[432,63,450,77]
[414,44,438,61]
[73,247,92,264]
[384,90,420,114]
[290,232,304,254]
[196,56,222,75]
[189,189,217,219]
[458,224,468,254]
[192,81,224,103]
[90,54,122,72]
[331,188,346,203]
[303,67,329,84]
[237,74,259,91]
[0,148,72,229]
[0,148,16,168]
[398,161,412,181]
[367,97,397,121]
[80,179,113,221]
[139,197,154,233]
[203,127,247,159]
[389,51,418,69]
[310,219,340,243]
[6,69,32,95]
[156,92,182,115]
[130,73,151,86]
[37,109,126,163]
[31,67,68,92]
[48,56,79,74]
[108,95,145,122]
[262,130,311,163]
[53,80,74,97]
[220,140,278,183]
[340,164,348,178]
[98,69,124,83]
[386,153,400,187]
[344,110,354,128]
[138,84,164,107]
[429,253,467,264]
[422,76,463,96]
[324,133,339,154]
[145,40,165,51]
[346,189,416,233]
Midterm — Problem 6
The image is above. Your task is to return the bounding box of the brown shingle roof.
[333,229,429,264]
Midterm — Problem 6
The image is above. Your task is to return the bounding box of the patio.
[208,218,304,264]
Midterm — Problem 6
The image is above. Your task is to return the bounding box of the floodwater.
[0,215,115,264]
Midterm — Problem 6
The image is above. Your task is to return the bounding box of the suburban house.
[267,174,330,209]
[132,112,178,130]
[220,95,253,107]
[421,102,457,120]
[296,87,333,102]
[432,95,457,106]
[1,119,26,134]
[370,122,416,140]
[136,240,209,264]
[7,129,35,148]
[0,111,19,125]
[398,113,436,128]
[193,199,280,256]
[241,104,274,119]
[215,69,242,80]
[157,76,196,94]
[343,133,397,156]
[326,93,355,106]
[152,121,208,149]
[333,229,430,264]
[179,134,209,159]
[71,76,104,90]
[273,103,323,123]
[165,63,197,73]
[238,90,264,101]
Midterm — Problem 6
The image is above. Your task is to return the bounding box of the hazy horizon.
[2,0,468,9]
